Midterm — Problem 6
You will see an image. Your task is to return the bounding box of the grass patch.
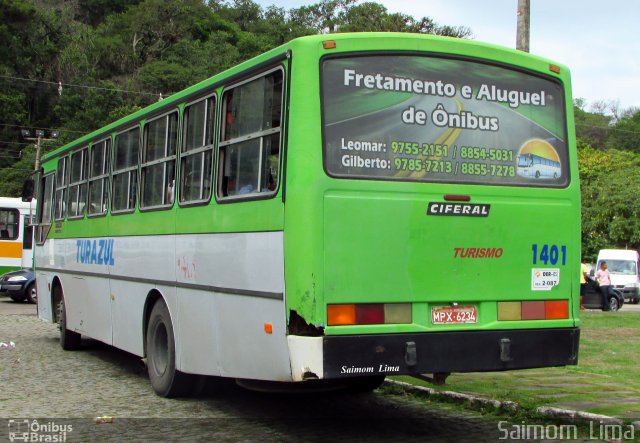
[391,311,640,419]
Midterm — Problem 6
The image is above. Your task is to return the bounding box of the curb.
[385,379,638,428]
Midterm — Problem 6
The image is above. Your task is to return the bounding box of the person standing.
[580,260,589,310]
[595,261,611,311]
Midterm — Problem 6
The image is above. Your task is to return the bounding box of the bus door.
[21,213,34,268]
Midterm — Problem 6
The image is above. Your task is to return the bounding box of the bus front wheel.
[146,299,193,397]
[56,288,81,350]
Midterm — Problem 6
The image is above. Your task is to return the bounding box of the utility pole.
[516,0,530,52]
[21,129,58,171]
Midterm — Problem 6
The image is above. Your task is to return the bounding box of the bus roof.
[41,32,569,164]
[0,197,35,211]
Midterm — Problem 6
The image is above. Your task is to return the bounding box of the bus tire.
[346,375,386,393]
[57,292,81,350]
[146,299,192,397]
[26,283,37,304]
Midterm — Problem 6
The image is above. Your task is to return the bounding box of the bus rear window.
[321,55,568,187]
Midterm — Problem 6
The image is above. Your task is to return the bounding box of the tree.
[578,143,640,260]
[606,110,640,153]
[0,0,478,196]
[289,0,471,37]
[573,103,612,149]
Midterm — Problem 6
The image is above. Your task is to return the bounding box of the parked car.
[0,269,36,304]
[582,275,624,311]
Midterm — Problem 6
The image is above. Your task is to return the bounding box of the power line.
[0,166,35,172]
[575,122,640,135]
[0,140,33,146]
[0,74,161,98]
[0,123,85,134]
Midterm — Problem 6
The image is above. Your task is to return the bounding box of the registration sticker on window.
[431,306,478,325]
[532,268,560,291]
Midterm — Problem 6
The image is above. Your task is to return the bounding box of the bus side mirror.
[21,179,34,202]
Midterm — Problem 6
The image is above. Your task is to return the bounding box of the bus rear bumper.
[322,327,580,378]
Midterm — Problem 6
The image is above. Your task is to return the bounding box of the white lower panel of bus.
[36,231,297,381]
[287,336,323,381]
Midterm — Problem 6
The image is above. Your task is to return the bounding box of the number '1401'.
[532,244,567,265]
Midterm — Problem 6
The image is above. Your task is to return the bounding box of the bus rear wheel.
[146,299,193,397]
[56,289,81,350]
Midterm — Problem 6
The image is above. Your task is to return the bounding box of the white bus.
[0,197,35,273]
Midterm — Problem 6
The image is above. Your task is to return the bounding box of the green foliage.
[289,0,471,36]
[574,105,612,148]
[606,111,640,152]
[578,143,640,260]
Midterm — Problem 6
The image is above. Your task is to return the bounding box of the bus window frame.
[111,125,141,215]
[215,65,285,204]
[178,93,217,208]
[54,155,69,221]
[140,109,179,212]
[87,136,112,218]
[67,146,89,220]
[36,172,54,245]
[0,208,19,240]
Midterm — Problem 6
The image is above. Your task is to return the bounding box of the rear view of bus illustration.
[517,153,561,179]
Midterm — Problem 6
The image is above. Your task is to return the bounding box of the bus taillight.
[328,303,411,326]
[497,300,569,321]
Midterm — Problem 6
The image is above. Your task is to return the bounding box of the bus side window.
[141,112,178,209]
[0,209,19,240]
[180,95,215,205]
[88,138,111,216]
[68,147,89,219]
[54,156,68,220]
[112,127,140,213]
[23,215,33,250]
[217,68,283,200]
[36,173,55,244]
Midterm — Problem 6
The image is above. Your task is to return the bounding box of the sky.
[254,0,640,112]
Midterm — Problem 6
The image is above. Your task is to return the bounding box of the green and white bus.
[30,33,580,397]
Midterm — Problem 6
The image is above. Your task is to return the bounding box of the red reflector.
[443,194,471,202]
[544,300,569,319]
[521,301,545,320]
[356,304,385,325]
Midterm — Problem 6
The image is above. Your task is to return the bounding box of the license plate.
[431,306,478,324]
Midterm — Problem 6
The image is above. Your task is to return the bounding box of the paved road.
[0,298,526,443]
[4,297,636,442]
[622,302,640,312]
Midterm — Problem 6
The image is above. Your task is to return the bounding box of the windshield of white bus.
[321,54,568,187]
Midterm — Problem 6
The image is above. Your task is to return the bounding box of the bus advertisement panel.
[322,55,567,187]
